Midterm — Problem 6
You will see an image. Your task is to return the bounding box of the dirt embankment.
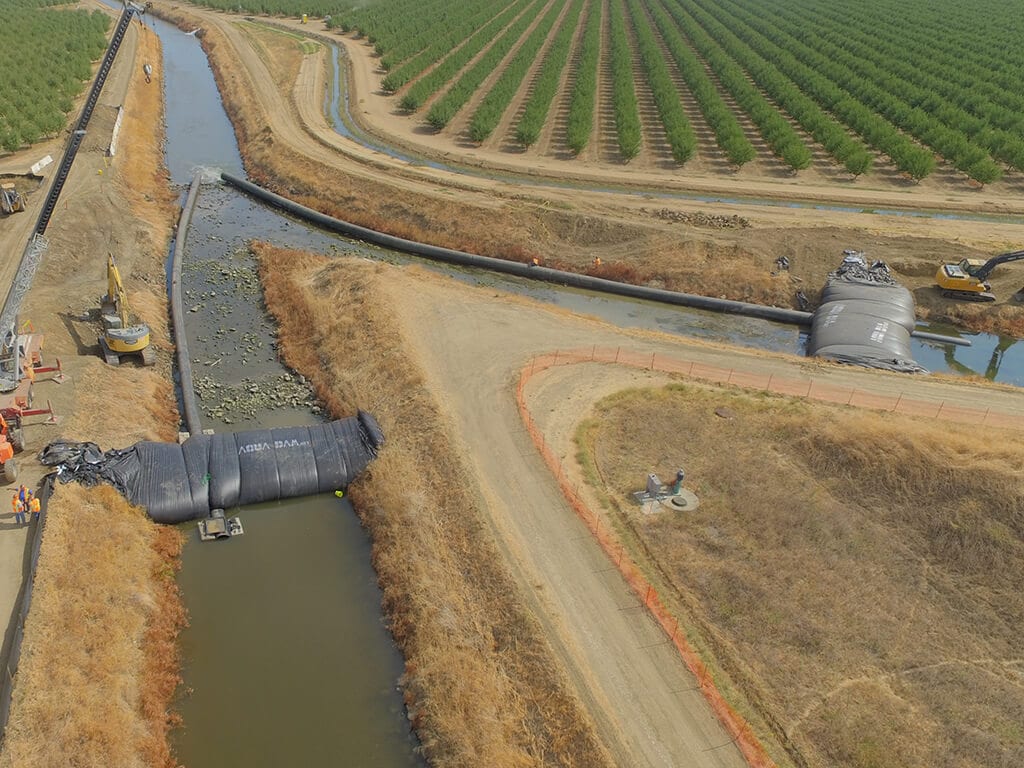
[572,384,1024,768]
[0,15,184,768]
[253,243,613,768]
[148,3,1024,338]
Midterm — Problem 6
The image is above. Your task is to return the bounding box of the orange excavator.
[0,409,24,483]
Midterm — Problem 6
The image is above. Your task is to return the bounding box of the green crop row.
[380,0,498,71]
[685,0,934,178]
[399,0,535,112]
[380,0,512,92]
[468,0,568,142]
[425,0,541,129]
[607,0,641,160]
[565,1,602,155]
[188,0,1024,183]
[191,0,342,17]
[723,0,1003,183]
[514,0,586,147]
[663,0,868,175]
[622,0,696,163]
[0,0,109,153]
[774,0,1024,178]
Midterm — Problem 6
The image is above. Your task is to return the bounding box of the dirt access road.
[0,6,173,679]
[379,265,1020,768]
[0,6,143,652]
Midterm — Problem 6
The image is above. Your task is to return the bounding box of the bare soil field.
[151,3,1024,337]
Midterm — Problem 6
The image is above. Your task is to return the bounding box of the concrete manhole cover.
[641,489,700,515]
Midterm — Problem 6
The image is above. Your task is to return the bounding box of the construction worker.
[12,493,25,525]
[17,484,27,509]
[28,493,40,521]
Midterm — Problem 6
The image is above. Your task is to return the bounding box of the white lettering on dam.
[238,439,311,456]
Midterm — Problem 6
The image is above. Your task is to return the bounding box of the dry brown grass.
[0,21,185,768]
[936,302,1024,337]
[253,242,612,768]
[236,20,310,93]
[0,485,185,768]
[576,384,1024,768]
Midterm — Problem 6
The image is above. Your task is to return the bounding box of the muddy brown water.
[173,193,423,767]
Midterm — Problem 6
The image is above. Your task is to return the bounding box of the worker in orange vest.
[12,493,25,525]
[29,493,40,521]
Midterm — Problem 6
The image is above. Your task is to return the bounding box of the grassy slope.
[576,384,1024,768]
[0,485,185,768]
[253,243,613,768]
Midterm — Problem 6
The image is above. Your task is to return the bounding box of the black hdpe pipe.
[172,172,204,434]
[222,173,808,324]
[221,173,969,347]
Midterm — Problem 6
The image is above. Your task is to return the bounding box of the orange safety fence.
[524,347,1024,431]
[517,351,779,768]
[517,347,1023,768]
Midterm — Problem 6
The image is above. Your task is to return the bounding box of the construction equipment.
[0,183,25,215]
[0,2,143,391]
[0,409,25,483]
[100,254,155,366]
[935,249,1024,302]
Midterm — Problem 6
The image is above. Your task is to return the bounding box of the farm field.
[0,0,1022,766]
[0,0,109,153]
[329,0,1024,186]
[186,0,1024,191]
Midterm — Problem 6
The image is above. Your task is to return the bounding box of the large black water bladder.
[40,413,385,523]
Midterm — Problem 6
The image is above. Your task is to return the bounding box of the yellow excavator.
[99,254,155,366]
[1,183,25,215]
[935,248,1024,302]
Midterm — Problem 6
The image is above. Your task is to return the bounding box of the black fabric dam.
[39,413,384,523]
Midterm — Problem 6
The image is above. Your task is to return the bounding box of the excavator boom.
[100,254,154,365]
[972,249,1024,281]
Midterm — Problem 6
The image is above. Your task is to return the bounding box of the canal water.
[148,11,423,767]
[144,6,1024,765]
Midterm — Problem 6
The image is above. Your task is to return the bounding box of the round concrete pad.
[640,490,700,515]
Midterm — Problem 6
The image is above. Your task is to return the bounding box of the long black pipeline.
[172,173,204,435]
[220,173,970,347]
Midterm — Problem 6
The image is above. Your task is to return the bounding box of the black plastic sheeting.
[807,254,927,373]
[39,413,384,523]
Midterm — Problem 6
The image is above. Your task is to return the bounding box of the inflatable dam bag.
[806,255,926,373]
[41,412,384,523]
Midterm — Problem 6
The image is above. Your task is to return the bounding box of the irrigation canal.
[141,8,1024,767]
